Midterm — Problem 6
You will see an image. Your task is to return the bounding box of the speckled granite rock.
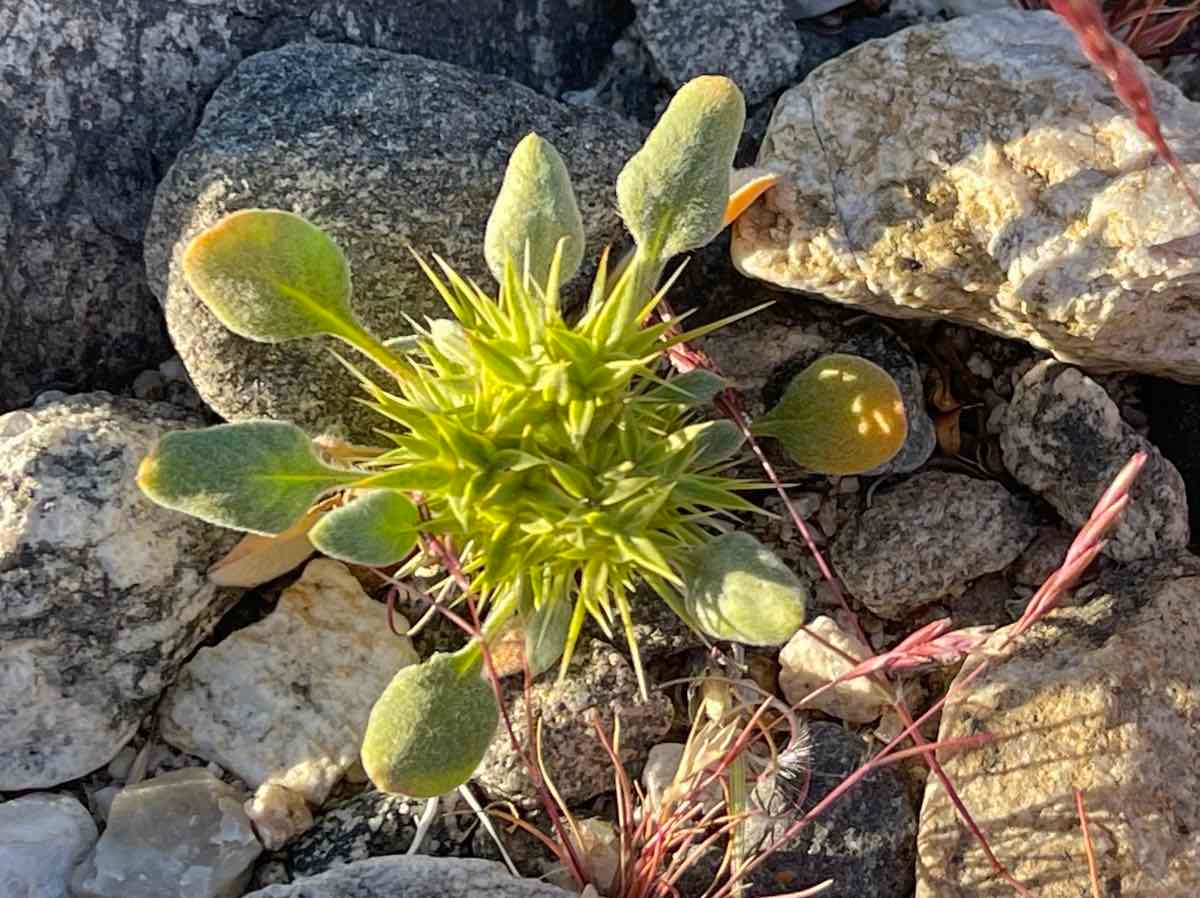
[831,470,1036,619]
[632,0,916,107]
[1002,361,1189,562]
[756,722,917,898]
[917,556,1200,898]
[145,43,643,439]
[286,790,478,878]
[0,793,98,898]
[632,0,805,104]
[159,559,417,808]
[0,394,237,789]
[474,640,673,808]
[0,1,627,409]
[733,10,1200,381]
[246,856,573,898]
[71,768,262,898]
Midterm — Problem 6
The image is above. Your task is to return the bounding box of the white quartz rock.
[159,559,418,806]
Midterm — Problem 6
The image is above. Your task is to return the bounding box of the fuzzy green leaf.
[684,532,806,646]
[362,650,499,798]
[616,76,745,260]
[183,209,358,343]
[137,421,357,535]
[751,353,907,475]
[309,491,421,566]
[485,133,585,288]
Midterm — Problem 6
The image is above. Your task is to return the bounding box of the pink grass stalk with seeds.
[1044,0,1200,210]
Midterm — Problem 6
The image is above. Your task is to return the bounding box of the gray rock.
[0,793,98,898]
[1009,524,1075,588]
[676,722,917,898]
[0,394,238,789]
[145,43,643,440]
[631,0,913,107]
[71,768,262,898]
[474,640,673,808]
[246,856,573,898]
[733,10,1200,382]
[159,559,418,808]
[0,1,627,409]
[633,0,806,105]
[1002,361,1189,562]
[831,470,1037,619]
[754,722,917,898]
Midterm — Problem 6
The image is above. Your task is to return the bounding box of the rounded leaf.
[485,133,585,288]
[684,532,806,646]
[137,421,357,535]
[362,651,499,798]
[183,209,357,343]
[616,76,745,259]
[751,354,907,476]
[309,491,421,567]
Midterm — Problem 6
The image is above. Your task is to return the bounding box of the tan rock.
[778,616,891,723]
[732,10,1200,382]
[916,556,1200,897]
[244,783,314,851]
[159,559,417,806]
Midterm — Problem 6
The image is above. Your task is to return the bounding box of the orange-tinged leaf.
[934,408,963,457]
[208,506,325,587]
[723,170,780,225]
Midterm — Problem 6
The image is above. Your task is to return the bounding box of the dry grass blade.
[1075,788,1104,898]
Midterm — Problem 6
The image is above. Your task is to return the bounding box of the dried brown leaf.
[208,506,324,587]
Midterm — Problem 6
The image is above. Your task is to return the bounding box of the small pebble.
[985,401,1008,436]
[837,477,860,494]
[106,746,136,781]
[131,370,166,400]
[0,409,34,438]
[966,351,994,380]
[158,356,189,382]
[33,389,69,407]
